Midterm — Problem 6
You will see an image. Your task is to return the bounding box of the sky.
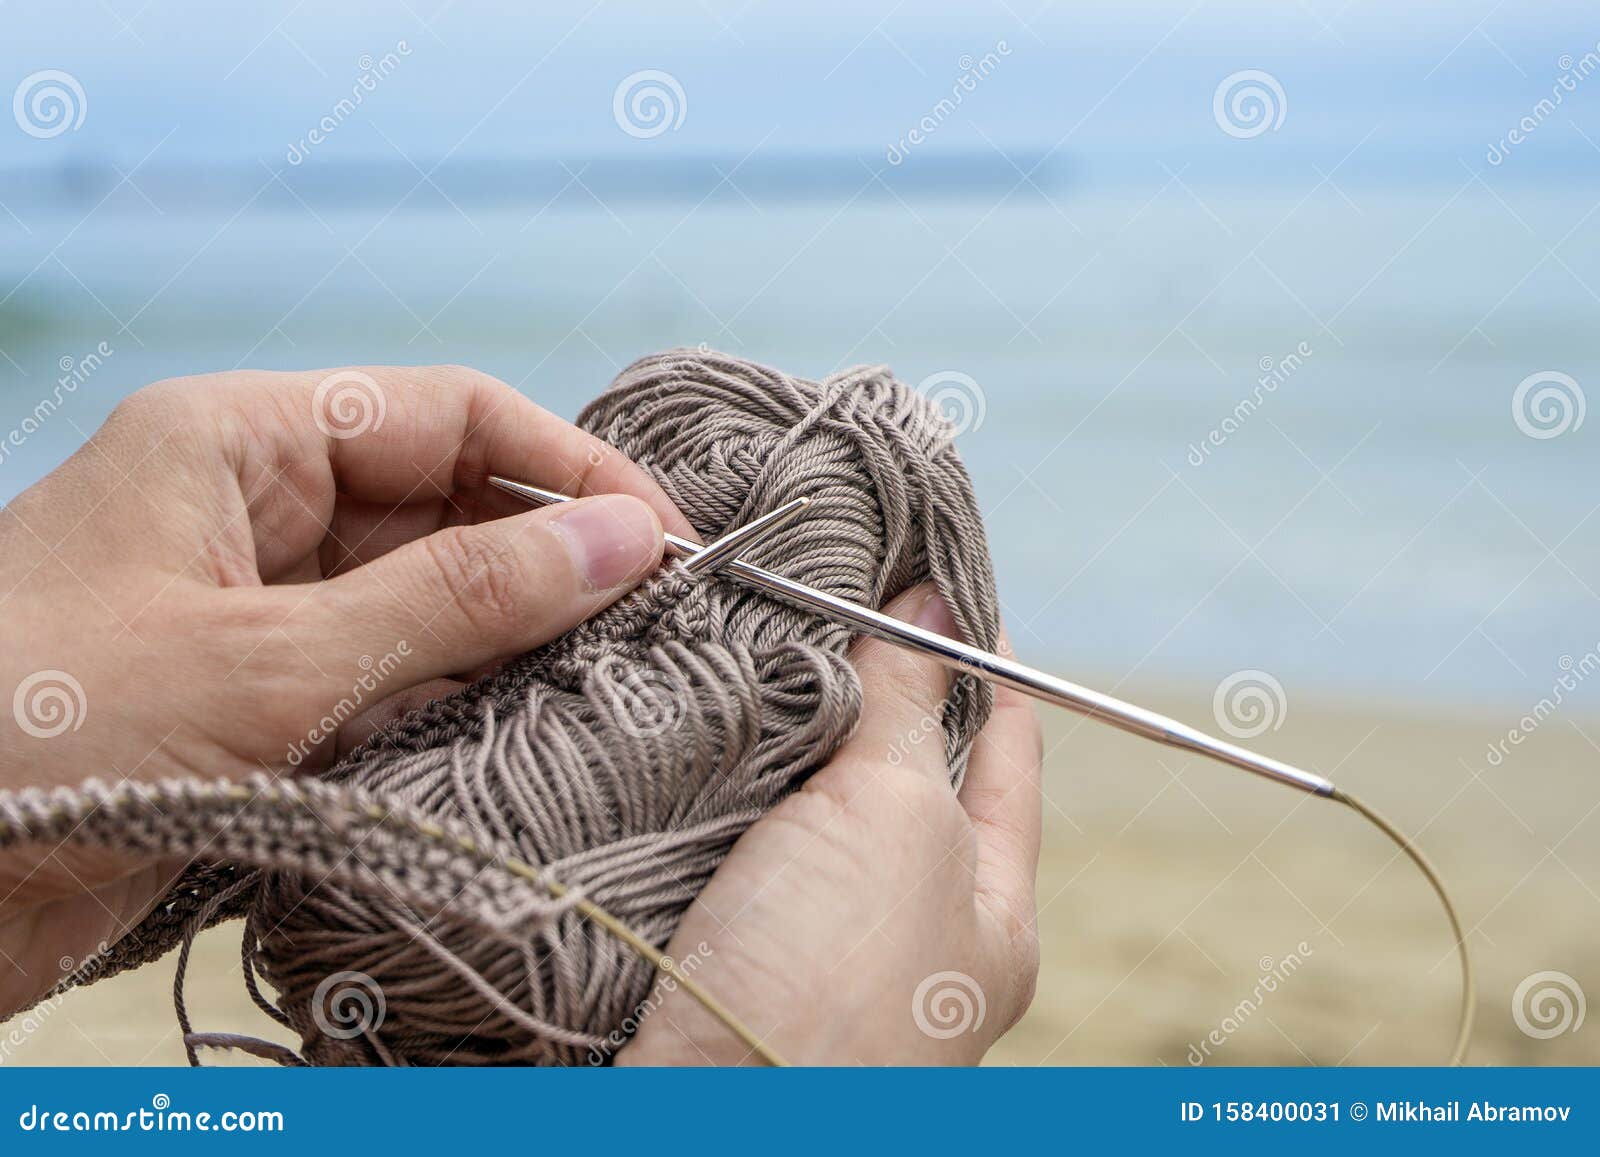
[3,1,1599,187]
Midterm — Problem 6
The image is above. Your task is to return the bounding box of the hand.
[617,585,1043,1065]
[0,365,692,1015]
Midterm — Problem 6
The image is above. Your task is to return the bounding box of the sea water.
[1,183,1595,709]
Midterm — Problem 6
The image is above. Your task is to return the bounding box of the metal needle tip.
[683,496,812,574]
[487,477,580,508]
[485,475,1335,798]
[485,476,812,574]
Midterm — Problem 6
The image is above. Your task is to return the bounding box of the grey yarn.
[0,350,1000,1065]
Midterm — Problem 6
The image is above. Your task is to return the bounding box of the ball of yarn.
[137,350,1001,1064]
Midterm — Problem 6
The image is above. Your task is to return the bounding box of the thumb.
[832,583,959,781]
[271,494,663,692]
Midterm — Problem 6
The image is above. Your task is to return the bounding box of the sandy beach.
[6,685,1596,1067]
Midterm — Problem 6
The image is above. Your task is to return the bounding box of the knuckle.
[853,767,965,840]
[888,768,959,817]
[768,786,878,877]
[859,650,932,697]
[200,588,284,643]
[420,528,525,635]
[798,763,921,836]
[774,782,852,834]
[420,364,510,400]
[106,379,186,428]
[428,363,483,381]
[857,659,951,728]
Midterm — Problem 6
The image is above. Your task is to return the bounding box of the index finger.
[297,365,693,531]
[215,365,696,573]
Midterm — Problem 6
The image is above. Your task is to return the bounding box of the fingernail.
[549,495,661,591]
[913,588,960,640]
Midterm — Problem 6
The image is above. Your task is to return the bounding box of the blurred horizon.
[4,2,1600,181]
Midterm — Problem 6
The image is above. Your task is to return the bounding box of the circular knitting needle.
[487,475,1334,797]
[682,495,812,574]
